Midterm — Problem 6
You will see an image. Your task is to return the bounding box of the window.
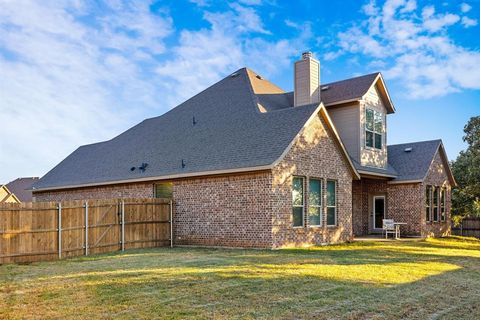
[155,182,173,198]
[440,188,446,221]
[433,186,439,222]
[365,109,383,149]
[425,185,432,222]
[308,179,322,226]
[326,180,337,226]
[292,177,304,227]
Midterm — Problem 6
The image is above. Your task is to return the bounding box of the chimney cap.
[302,51,313,59]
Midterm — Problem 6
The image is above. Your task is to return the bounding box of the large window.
[440,188,446,221]
[365,108,383,149]
[155,182,173,198]
[308,179,322,226]
[292,177,304,227]
[433,187,439,222]
[425,185,432,222]
[326,180,337,226]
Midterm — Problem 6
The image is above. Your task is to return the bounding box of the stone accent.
[271,113,353,247]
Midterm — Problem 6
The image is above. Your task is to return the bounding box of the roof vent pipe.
[294,51,321,107]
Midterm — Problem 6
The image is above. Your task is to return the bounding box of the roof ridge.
[388,139,442,147]
[322,72,380,87]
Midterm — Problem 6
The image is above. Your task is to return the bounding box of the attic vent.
[404,147,412,152]
[256,74,263,80]
[321,86,330,91]
[230,72,239,78]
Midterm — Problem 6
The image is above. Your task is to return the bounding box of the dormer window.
[365,109,383,149]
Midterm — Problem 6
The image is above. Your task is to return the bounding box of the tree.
[451,116,480,217]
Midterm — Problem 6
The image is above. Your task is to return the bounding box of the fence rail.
[0,198,172,264]
[452,217,480,238]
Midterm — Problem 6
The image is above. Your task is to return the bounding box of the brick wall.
[387,183,423,235]
[421,150,452,237]
[271,113,354,247]
[173,172,273,248]
[34,182,154,201]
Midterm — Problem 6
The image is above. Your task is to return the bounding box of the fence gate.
[0,198,172,264]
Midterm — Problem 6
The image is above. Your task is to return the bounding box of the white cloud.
[462,16,478,27]
[0,1,172,182]
[330,0,480,99]
[461,3,472,13]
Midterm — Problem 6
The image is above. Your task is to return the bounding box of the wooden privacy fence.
[0,198,172,264]
[452,217,480,238]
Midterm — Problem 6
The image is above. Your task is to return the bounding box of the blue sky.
[0,0,479,183]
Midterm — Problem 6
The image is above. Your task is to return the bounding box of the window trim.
[326,179,337,227]
[292,176,305,228]
[308,178,323,227]
[365,108,383,150]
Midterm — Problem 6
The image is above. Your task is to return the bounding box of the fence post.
[58,203,62,259]
[121,200,125,251]
[85,201,89,256]
[170,199,173,248]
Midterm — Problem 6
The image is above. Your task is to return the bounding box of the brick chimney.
[294,51,320,107]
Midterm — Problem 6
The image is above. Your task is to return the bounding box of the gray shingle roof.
[387,140,442,182]
[351,159,398,177]
[251,72,381,112]
[320,73,380,105]
[33,68,321,190]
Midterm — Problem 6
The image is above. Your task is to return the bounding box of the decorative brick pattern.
[271,113,353,247]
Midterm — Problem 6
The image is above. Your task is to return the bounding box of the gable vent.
[404,147,412,152]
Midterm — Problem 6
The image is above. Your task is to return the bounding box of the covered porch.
[352,178,422,237]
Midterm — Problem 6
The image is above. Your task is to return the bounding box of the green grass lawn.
[1,237,480,319]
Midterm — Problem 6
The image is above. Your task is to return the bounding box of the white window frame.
[292,176,305,228]
[326,180,337,227]
[365,108,383,150]
[308,178,323,227]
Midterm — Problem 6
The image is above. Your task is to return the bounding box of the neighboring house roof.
[33,68,359,191]
[6,177,39,202]
[0,185,21,203]
[387,140,457,186]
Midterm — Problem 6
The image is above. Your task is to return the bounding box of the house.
[31,52,456,248]
[0,184,20,203]
[6,177,39,202]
